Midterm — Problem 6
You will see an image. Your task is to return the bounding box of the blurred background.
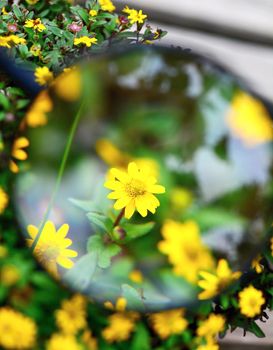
[115,0,273,348]
[116,0,273,104]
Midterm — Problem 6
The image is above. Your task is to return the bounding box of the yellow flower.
[0,308,37,349]
[197,339,219,350]
[123,7,147,24]
[226,92,273,147]
[170,187,193,212]
[198,259,241,300]
[0,36,10,48]
[9,137,29,173]
[0,264,20,286]
[25,90,52,127]
[158,220,215,283]
[238,285,265,318]
[0,245,8,259]
[26,0,40,4]
[102,312,138,343]
[24,18,46,32]
[55,294,87,335]
[149,309,188,339]
[0,186,9,214]
[96,139,131,168]
[47,334,82,350]
[251,255,264,274]
[99,0,115,12]
[8,35,26,45]
[197,314,225,339]
[96,139,159,178]
[82,330,98,350]
[26,221,78,277]
[104,297,127,312]
[74,36,97,47]
[35,66,54,86]
[0,35,26,48]
[129,269,143,283]
[105,162,165,219]
[53,67,82,101]
[1,7,8,15]
[30,44,41,57]
[89,9,98,16]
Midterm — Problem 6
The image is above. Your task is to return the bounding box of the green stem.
[113,208,125,227]
[31,100,85,252]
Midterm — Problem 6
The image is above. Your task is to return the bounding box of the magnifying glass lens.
[14,47,273,311]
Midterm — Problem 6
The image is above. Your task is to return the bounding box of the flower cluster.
[1,1,273,350]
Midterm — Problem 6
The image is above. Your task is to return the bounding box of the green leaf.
[131,323,151,350]
[12,5,23,20]
[86,211,112,232]
[122,222,155,243]
[0,93,10,110]
[247,321,265,338]
[87,235,121,269]
[64,252,98,292]
[69,198,98,212]
[121,284,145,311]
[97,244,121,269]
[87,234,104,252]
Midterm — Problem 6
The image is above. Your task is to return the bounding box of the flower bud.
[112,226,126,241]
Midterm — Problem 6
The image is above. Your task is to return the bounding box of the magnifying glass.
[2,45,273,312]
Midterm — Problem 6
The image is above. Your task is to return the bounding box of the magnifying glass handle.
[0,48,42,98]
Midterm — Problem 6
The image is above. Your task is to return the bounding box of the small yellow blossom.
[158,220,215,283]
[55,294,87,335]
[102,312,138,343]
[82,330,98,350]
[104,297,127,312]
[26,220,78,278]
[9,35,26,45]
[25,90,52,127]
[1,7,8,15]
[0,35,26,48]
[238,285,265,318]
[99,0,115,13]
[0,308,37,349]
[226,92,273,147]
[105,162,165,219]
[149,309,188,339]
[251,255,264,274]
[0,245,8,259]
[0,36,10,48]
[26,0,40,4]
[89,9,98,17]
[197,314,225,339]
[123,7,147,25]
[24,18,46,32]
[0,264,20,286]
[30,44,41,57]
[47,334,82,350]
[53,67,82,101]
[170,187,193,212]
[35,66,54,86]
[0,187,9,214]
[197,339,219,350]
[74,36,97,47]
[9,137,29,173]
[198,259,241,300]
[129,269,143,283]
[96,139,130,168]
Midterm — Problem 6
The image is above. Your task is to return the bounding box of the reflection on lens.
[14,47,273,311]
